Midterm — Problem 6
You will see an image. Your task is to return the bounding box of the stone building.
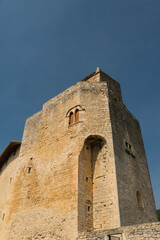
[0,68,158,240]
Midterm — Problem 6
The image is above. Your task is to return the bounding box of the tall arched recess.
[78,135,107,232]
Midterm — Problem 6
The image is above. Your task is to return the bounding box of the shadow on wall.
[78,135,106,232]
[0,148,20,176]
[157,209,160,221]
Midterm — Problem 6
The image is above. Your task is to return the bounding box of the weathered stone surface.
[0,69,157,239]
[78,222,160,240]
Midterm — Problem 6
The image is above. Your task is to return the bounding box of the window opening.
[28,167,32,174]
[75,109,79,122]
[125,141,131,150]
[69,112,74,125]
[125,141,132,152]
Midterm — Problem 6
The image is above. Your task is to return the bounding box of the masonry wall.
[0,147,20,240]
[78,79,121,232]
[0,73,121,239]
[0,83,83,240]
[107,75,157,225]
[78,222,160,240]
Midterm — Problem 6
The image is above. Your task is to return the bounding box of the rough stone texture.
[78,222,160,240]
[0,69,157,239]
[106,70,157,226]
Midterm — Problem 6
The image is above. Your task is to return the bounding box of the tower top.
[96,67,101,73]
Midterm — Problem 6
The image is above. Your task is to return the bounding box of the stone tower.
[0,69,157,240]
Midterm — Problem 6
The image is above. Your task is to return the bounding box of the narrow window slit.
[75,109,79,122]
[69,112,74,125]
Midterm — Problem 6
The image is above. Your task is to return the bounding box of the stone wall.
[0,71,121,239]
[78,222,160,240]
[0,82,83,239]
[78,78,121,231]
[106,69,157,225]
[0,146,21,240]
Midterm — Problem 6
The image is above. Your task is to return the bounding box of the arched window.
[136,191,144,208]
[69,112,74,125]
[75,109,79,122]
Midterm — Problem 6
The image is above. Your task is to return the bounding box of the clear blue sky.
[0,0,160,209]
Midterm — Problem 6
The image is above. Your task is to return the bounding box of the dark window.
[28,167,31,174]
[125,141,132,151]
[69,112,74,125]
[86,200,91,212]
[75,109,79,122]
